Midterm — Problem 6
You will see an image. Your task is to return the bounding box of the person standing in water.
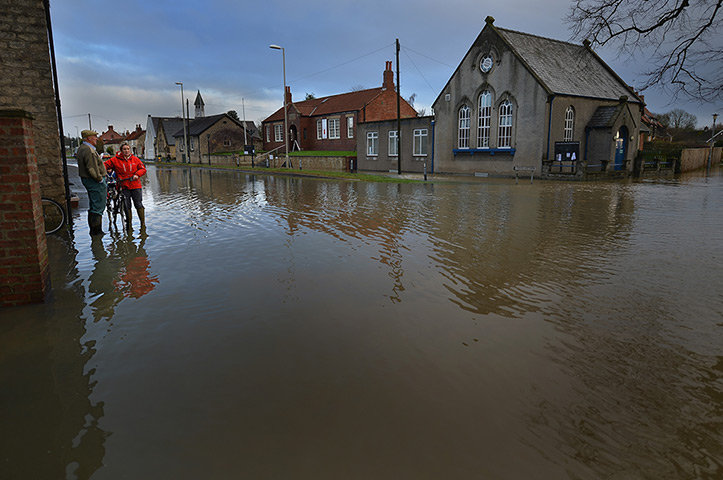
[104,142,147,233]
[76,129,107,236]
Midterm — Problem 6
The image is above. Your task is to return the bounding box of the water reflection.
[2,165,722,479]
[0,232,108,480]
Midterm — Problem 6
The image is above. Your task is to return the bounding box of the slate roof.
[159,118,185,146]
[169,114,260,139]
[264,87,387,123]
[587,105,623,128]
[497,28,640,102]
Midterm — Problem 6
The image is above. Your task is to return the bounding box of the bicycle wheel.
[41,197,65,234]
[118,199,127,230]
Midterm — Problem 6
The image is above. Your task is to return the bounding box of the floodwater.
[2,165,723,479]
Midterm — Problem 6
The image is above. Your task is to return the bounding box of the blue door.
[614,126,628,171]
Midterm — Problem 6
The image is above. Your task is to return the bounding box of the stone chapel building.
[432,17,644,179]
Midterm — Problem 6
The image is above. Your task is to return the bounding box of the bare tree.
[566,0,723,102]
[349,84,366,92]
[657,108,698,129]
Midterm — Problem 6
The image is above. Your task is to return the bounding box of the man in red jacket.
[104,142,147,233]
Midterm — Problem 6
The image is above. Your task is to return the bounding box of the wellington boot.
[137,208,146,233]
[89,212,105,236]
[126,207,133,232]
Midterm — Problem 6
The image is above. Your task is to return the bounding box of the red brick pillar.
[0,109,51,306]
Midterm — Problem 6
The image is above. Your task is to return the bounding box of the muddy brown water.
[2,165,722,479]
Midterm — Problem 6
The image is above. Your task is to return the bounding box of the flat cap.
[81,129,98,138]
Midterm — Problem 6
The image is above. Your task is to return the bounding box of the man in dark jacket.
[76,129,107,235]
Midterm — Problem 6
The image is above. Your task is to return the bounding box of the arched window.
[458,105,470,148]
[477,91,491,148]
[564,106,575,141]
[498,100,513,148]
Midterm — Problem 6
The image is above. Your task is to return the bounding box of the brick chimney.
[285,86,292,105]
[382,61,394,90]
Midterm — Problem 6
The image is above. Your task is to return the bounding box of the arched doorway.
[614,126,628,171]
[289,125,299,151]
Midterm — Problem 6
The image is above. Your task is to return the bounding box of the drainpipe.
[546,94,555,162]
[584,127,590,164]
[44,0,73,225]
[430,119,435,174]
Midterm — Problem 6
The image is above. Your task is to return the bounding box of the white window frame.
[189,137,194,151]
[274,124,283,142]
[458,105,470,149]
[498,100,513,148]
[316,120,323,140]
[388,130,398,157]
[266,125,270,142]
[347,116,354,138]
[367,131,378,156]
[329,118,340,139]
[564,106,575,142]
[478,91,491,148]
[413,128,428,156]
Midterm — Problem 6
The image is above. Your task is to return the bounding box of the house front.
[172,113,256,164]
[432,17,643,179]
[357,116,434,173]
[125,124,146,157]
[262,62,417,154]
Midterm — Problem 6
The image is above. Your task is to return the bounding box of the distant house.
[640,98,664,142]
[154,117,186,161]
[124,124,146,157]
[172,113,260,163]
[432,17,643,178]
[261,61,417,154]
[99,125,125,154]
[357,116,434,173]
[145,116,184,160]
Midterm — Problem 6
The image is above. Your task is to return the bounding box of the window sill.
[453,148,515,156]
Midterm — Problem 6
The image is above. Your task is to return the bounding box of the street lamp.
[207,133,211,165]
[175,82,189,163]
[269,44,289,168]
[708,113,719,173]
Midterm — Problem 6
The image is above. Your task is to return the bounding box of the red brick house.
[99,125,125,154]
[262,61,417,153]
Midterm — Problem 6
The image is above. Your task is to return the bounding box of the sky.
[50,0,722,137]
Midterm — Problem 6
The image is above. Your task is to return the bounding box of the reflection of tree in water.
[0,231,108,479]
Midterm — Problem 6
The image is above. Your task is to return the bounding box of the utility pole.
[176,82,189,163]
[88,113,92,130]
[396,38,402,175]
[708,113,718,174]
[242,98,248,147]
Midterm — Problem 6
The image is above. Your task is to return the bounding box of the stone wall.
[680,147,722,172]
[0,110,51,306]
[0,0,64,205]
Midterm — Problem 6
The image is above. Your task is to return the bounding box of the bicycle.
[41,197,65,234]
[106,173,127,232]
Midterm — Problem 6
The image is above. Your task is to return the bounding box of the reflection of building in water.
[257,176,635,315]
[0,233,108,479]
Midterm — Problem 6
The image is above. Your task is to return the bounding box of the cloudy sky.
[51,0,719,136]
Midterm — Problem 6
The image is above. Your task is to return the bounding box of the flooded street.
[2,165,723,479]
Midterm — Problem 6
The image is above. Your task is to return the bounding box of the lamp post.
[708,113,719,173]
[269,44,289,168]
[175,82,189,163]
[207,133,211,165]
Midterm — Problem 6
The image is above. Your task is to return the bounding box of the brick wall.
[0,0,64,205]
[0,110,51,306]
